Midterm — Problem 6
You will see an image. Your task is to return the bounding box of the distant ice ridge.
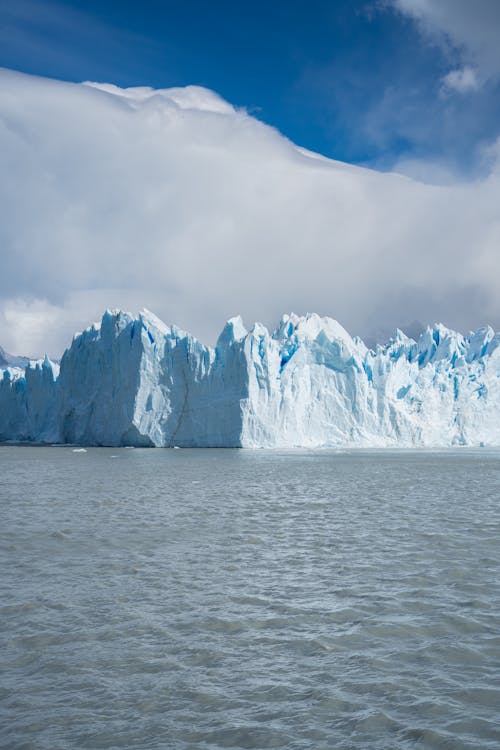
[0,345,30,369]
[1,309,500,447]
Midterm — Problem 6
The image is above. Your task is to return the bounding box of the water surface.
[1,446,500,749]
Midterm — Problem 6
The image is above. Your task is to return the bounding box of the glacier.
[1,309,500,448]
[0,346,30,369]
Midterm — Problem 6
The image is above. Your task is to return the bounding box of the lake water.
[1,446,500,749]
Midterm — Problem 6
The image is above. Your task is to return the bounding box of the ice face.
[1,310,500,447]
[0,358,59,443]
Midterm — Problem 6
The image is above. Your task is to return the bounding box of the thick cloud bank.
[1,67,500,356]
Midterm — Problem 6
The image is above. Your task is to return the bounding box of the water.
[1,446,500,750]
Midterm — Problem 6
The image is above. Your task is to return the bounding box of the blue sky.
[2,0,500,178]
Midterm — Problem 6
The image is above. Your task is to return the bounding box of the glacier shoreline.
[1,309,500,448]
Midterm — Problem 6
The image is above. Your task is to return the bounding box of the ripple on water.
[1,446,500,750]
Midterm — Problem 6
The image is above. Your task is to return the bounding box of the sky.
[1,0,500,356]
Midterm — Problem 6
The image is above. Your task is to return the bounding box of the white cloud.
[388,156,461,185]
[1,298,62,357]
[1,68,500,357]
[388,0,500,85]
[441,66,479,94]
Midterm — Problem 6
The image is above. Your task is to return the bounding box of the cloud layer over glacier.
[2,68,500,356]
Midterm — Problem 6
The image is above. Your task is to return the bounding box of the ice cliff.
[1,309,500,447]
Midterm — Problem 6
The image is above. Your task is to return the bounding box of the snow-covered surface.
[1,309,500,447]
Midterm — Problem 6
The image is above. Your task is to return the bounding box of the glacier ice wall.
[0,357,59,443]
[1,309,500,447]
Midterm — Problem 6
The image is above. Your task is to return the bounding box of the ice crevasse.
[1,308,500,447]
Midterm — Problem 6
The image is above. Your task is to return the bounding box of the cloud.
[388,0,500,84]
[441,66,479,94]
[1,68,500,357]
[0,298,65,358]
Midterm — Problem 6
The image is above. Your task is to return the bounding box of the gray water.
[1,447,500,750]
